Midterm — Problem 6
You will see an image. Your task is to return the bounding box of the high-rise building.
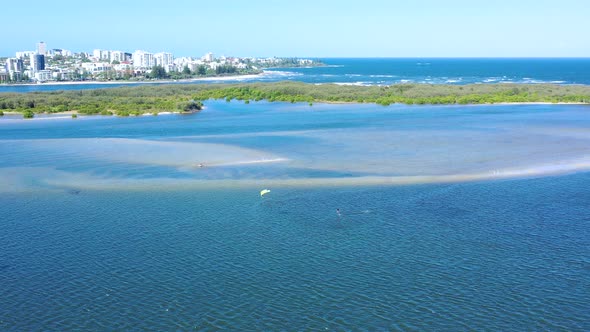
[110,51,125,63]
[203,52,214,62]
[154,52,174,67]
[16,51,35,59]
[5,58,24,73]
[93,49,111,61]
[29,54,36,71]
[0,72,10,82]
[5,57,24,81]
[30,54,45,72]
[132,50,154,68]
[37,41,46,55]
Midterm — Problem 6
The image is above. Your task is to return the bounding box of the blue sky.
[3,0,589,57]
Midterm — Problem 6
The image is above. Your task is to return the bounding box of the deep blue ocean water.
[1,63,590,330]
[1,58,590,93]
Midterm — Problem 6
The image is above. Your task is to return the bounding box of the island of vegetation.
[0,82,589,118]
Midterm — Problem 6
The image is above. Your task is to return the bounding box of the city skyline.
[1,39,320,83]
[2,0,589,58]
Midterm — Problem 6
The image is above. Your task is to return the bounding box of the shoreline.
[0,73,266,87]
[492,101,589,105]
[317,101,589,106]
[0,101,587,118]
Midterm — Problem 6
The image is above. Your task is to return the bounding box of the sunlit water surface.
[1,102,589,330]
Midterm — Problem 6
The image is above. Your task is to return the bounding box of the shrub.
[177,100,203,112]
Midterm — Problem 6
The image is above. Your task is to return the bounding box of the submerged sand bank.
[2,157,589,193]
[2,102,590,193]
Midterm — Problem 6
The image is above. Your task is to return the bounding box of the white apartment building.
[4,58,23,80]
[113,63,133,71]
[53,69,76,81]
[5,58,24,73]
[101,50,110,61]
[37,42,46,55]
[173,57,191,68]
[202,52,214,62]
[154,52,174,67]
[132,50,154,68]
[93,49,111,61]
[110,51,125,63]
[16,51,35,59]
[35,70,52,81]
[81,62,113,73]
[163,64,177,73]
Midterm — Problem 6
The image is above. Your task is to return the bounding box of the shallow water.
[1,102,590,191]
[1,102,590,330]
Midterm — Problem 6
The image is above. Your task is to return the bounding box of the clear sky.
[3,0,589,57]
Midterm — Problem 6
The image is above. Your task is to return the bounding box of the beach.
[1,72,265,87]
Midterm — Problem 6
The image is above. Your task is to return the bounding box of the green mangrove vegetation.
[22,110,34,118]
[0,82,589,118]
[177,100,204,113]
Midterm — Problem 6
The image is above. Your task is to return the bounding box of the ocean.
[1,61,590,330]
[1,58,590,93]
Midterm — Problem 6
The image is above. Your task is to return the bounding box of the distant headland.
[0,41,324,85]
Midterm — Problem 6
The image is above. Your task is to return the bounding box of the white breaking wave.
[369,75,396,78]
[332,82,374,86]
[262,70,303,77]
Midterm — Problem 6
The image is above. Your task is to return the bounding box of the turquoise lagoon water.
[1,101,590,330]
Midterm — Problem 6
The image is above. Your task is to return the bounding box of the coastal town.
[0,41,321,84]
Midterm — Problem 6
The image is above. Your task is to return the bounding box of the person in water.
[336,208,341,217]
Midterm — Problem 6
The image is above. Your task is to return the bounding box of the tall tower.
[37,41,46,55]
[30,54,45,72]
